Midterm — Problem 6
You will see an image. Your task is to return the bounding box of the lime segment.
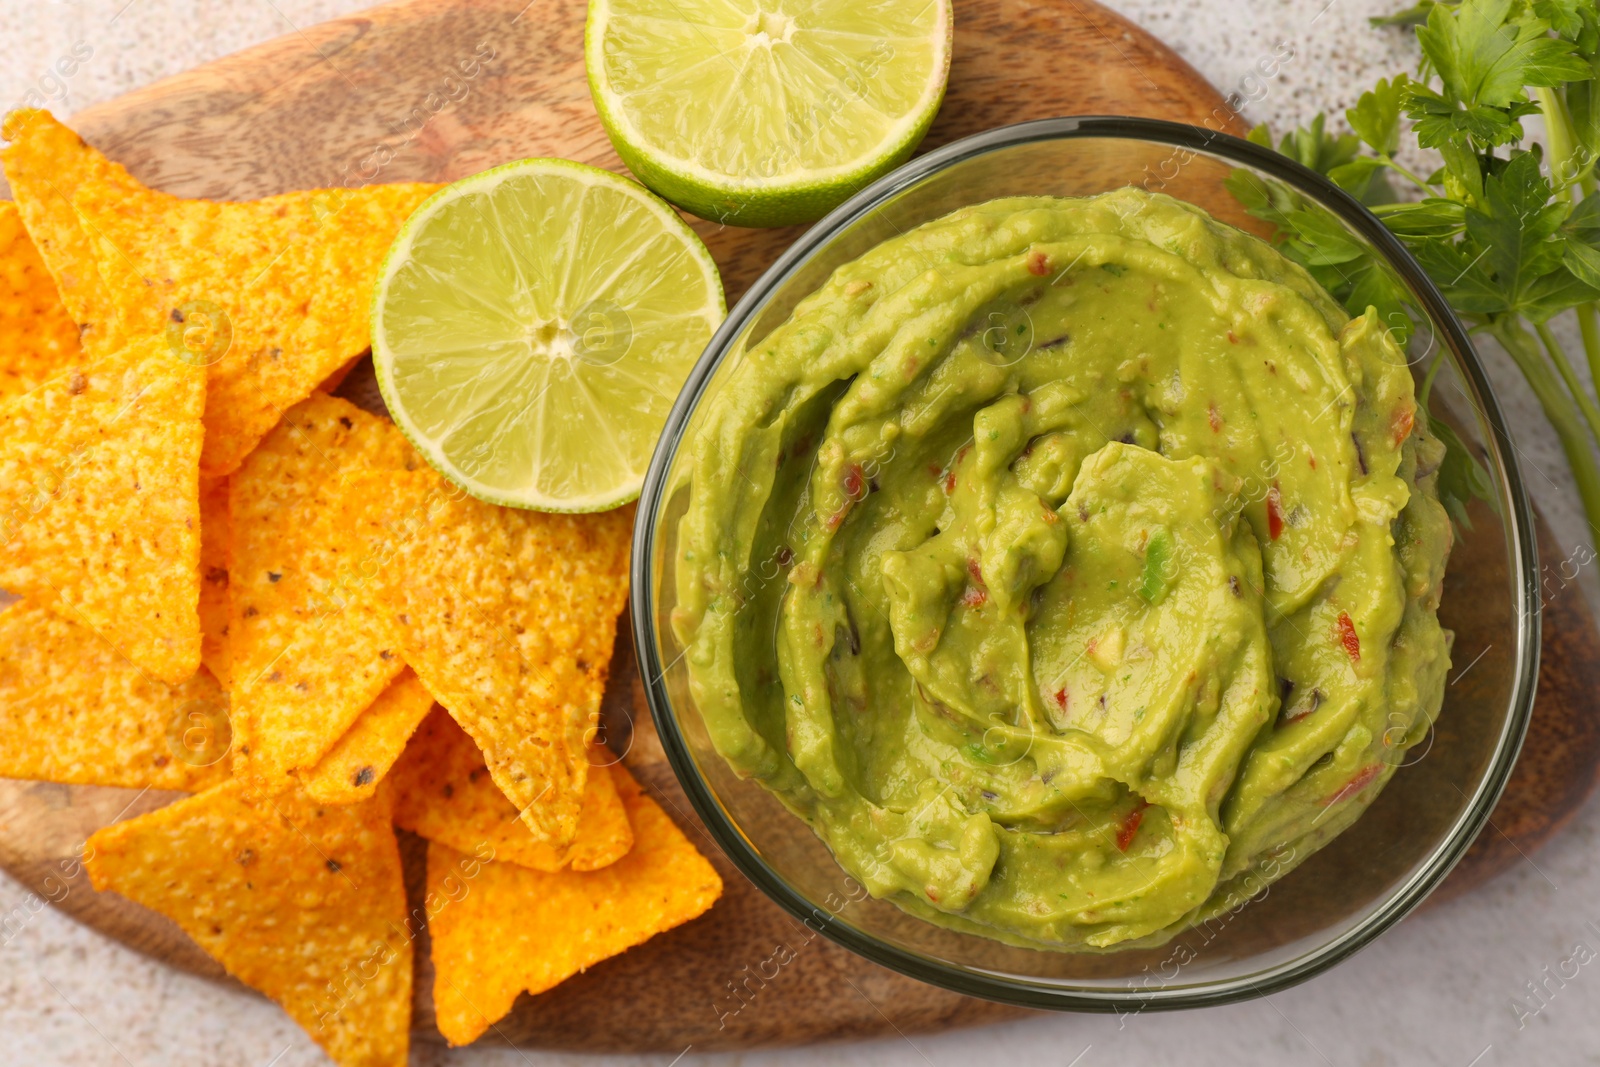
[587,0,953,227]
[371,158,724,511]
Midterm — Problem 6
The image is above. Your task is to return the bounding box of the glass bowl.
[629,117,1539,1011]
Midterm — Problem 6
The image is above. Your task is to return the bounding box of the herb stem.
[1381,156,1435,193]
[1417,349,1445,408]
[1534,85,1600,429]
[1536,88,1585,194]
[1535,320,1600,443]
[1578,304,1600,407]
[1493,317,1600,539]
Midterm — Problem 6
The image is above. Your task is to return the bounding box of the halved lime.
[371,158,725,512]
[586,0,953,228]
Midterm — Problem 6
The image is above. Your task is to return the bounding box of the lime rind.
[371,157,725,512]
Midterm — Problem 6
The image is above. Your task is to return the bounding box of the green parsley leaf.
[1428,415,1496,529]
[1348,75,1410,155]
[1534,0,1586,41]
[1517,266,1600,323]
[1284,208,1368,265]
[1566,191,1600,235]
[1465,151,1568,309]
[1328,156,1390,198]
[1563,238,1600,290]
[1276,114,1365,175]
[1347,264,1417,343]
[1419,0,1589,110]
[1224,167,1297,230]
[1372,198,1467,237]
[1408,237,1511,312]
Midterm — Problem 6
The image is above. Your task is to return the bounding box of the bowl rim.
[629,115,1541,1012]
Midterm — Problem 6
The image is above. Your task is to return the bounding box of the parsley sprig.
[1229,0,1600,535]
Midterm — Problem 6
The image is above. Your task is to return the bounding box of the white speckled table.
[3,0,1599,1064]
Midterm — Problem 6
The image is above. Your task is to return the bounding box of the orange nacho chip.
[0,600,229,791]
[0,199,82,398]
[198,475,232,684]
[388,706,633,872]
[319,354,362,394]
[0,109,136,355]
[426,766,722,1046]
[229,392,416,791]
[72,170,438,476]
[0,332,203,683]
[302,669,434,805]
[86,782,411,1067]
[335,468,633,853]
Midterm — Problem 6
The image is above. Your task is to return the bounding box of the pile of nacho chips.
[0,111,721,1066]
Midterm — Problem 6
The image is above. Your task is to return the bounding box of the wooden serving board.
[1,0,1597,1053]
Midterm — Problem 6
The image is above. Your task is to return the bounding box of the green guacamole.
[672,189,1453,950]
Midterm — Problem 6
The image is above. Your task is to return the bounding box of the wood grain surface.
[0,0,1596,1052]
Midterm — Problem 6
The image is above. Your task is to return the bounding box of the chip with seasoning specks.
[0,109,137,356]
[302,669,434,805]
[198,475,232,684]
[0,600,230,791]
[0,200,82,399]
[426,766,722,1046]
[0,109,726,1062]
[0,332,203,684]
[229,392,417,793]
[72,170,438,476]
[334,468,633,853]
[388,706,633,872]
[86,781,411,1067]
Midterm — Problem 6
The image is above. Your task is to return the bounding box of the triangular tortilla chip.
[0,109,136,355]
[335,468,632,853]
[302,669,434,805]
[388,706,633,872]
[0,332,203,683]
[427,766,722,1046]
[86,782,411,1067]
[0,600,229,790]
[229,392,416,791]
[72,168,437,475]
[0,199,82,398]
[319,354,362,395]
[198,475,232,684]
